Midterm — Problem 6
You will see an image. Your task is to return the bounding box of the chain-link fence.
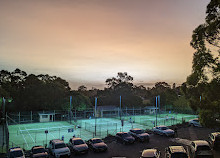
[84,122,118,138]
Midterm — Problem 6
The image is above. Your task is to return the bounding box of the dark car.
[8,147,25,158]
[165,146,188,158]
[68,137,88,154]
[116,132,135,144]
[86,138,108,152]
[30,146,48,158]
[129,128,150,142]
[209,132,220,150]
[188,140,214,158]
[140,148,160,158]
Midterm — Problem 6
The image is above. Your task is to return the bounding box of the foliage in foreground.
[186,0,220,128]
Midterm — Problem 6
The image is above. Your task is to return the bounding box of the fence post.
[31,111,32,123]
[18,112,20,124]
[54,110,55,121]
[59,128,60,139]
[118,108,120,118]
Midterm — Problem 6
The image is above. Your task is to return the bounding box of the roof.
[51,139,64,144]
[144,106,159,109]
[71,137,82,141]
[130,128,141,131]
[91,138,102,141]
[211,132,220,137]
[142,149,157,157]
[169,146,186,153]
[157,125,167,128]
[192,118,199,120]
[38,113,55,115]
[32,146,44,150]
[117,132,128,134]
[9,147,22,152]
[193,140,209,146]
[97,105,118,111]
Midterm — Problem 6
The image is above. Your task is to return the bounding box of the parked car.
[209,132,220,150]
[86,138,108,152]
[165,146,188,158]
[68,137,88,154]
[188,140,214,158]
[48,139,70,158]
[189,118,202,127]
[8,147,25,158]
[30,146,48,158]
[152,125,175,137]
[140,148,160,158]
[115,132,135,144]
[128,128,150,142]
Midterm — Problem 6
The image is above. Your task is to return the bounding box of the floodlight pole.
[3,97,5,118]
[2,97,5,148]
[120,96,122,120]
[70,96,72,124]
[95,97,97,136]
[156,96,158,127]
[158,95,160,113]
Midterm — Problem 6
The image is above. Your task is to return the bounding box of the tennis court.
[8,113,197,150]
[8,121,93,150]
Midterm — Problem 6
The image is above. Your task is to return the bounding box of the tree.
[0,69,72,111]
[67,91,92,111]
[150,82,178,109]
[186,0,220,127]
[189,0,219,82]
[78,85,87,91]
[99,72,143,107]
[105,72,133,90]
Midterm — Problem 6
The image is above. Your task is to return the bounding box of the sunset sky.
[0,0,210,89]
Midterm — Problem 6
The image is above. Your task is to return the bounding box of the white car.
[140,148,160,158]
[152,125,174,137]
[165,146,188,158]
[69,137,88,154]
[189,118,202,127]
[188,140,214,158]
[48,139,70,158]
[8,147,25,158]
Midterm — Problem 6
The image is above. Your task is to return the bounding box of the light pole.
[70,96,72,124]
[45,130,48,147]
[95,97,97,136]
[120,96,122,120]
[155,96,158,127]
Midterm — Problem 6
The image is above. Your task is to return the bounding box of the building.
[96,105,119,117]
[38,112,55,122]
[144,106,159,114]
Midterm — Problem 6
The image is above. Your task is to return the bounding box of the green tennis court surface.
[8,113,197,150]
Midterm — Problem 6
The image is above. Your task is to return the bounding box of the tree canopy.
[0,69,91,111]
[186,0,220,127]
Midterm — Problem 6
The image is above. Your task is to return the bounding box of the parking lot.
[70,126,220,158]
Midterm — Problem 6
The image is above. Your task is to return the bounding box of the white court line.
[49,132,55,139]
[80,134,88,140]
[19,126,29,148]
[24,127,35,143]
